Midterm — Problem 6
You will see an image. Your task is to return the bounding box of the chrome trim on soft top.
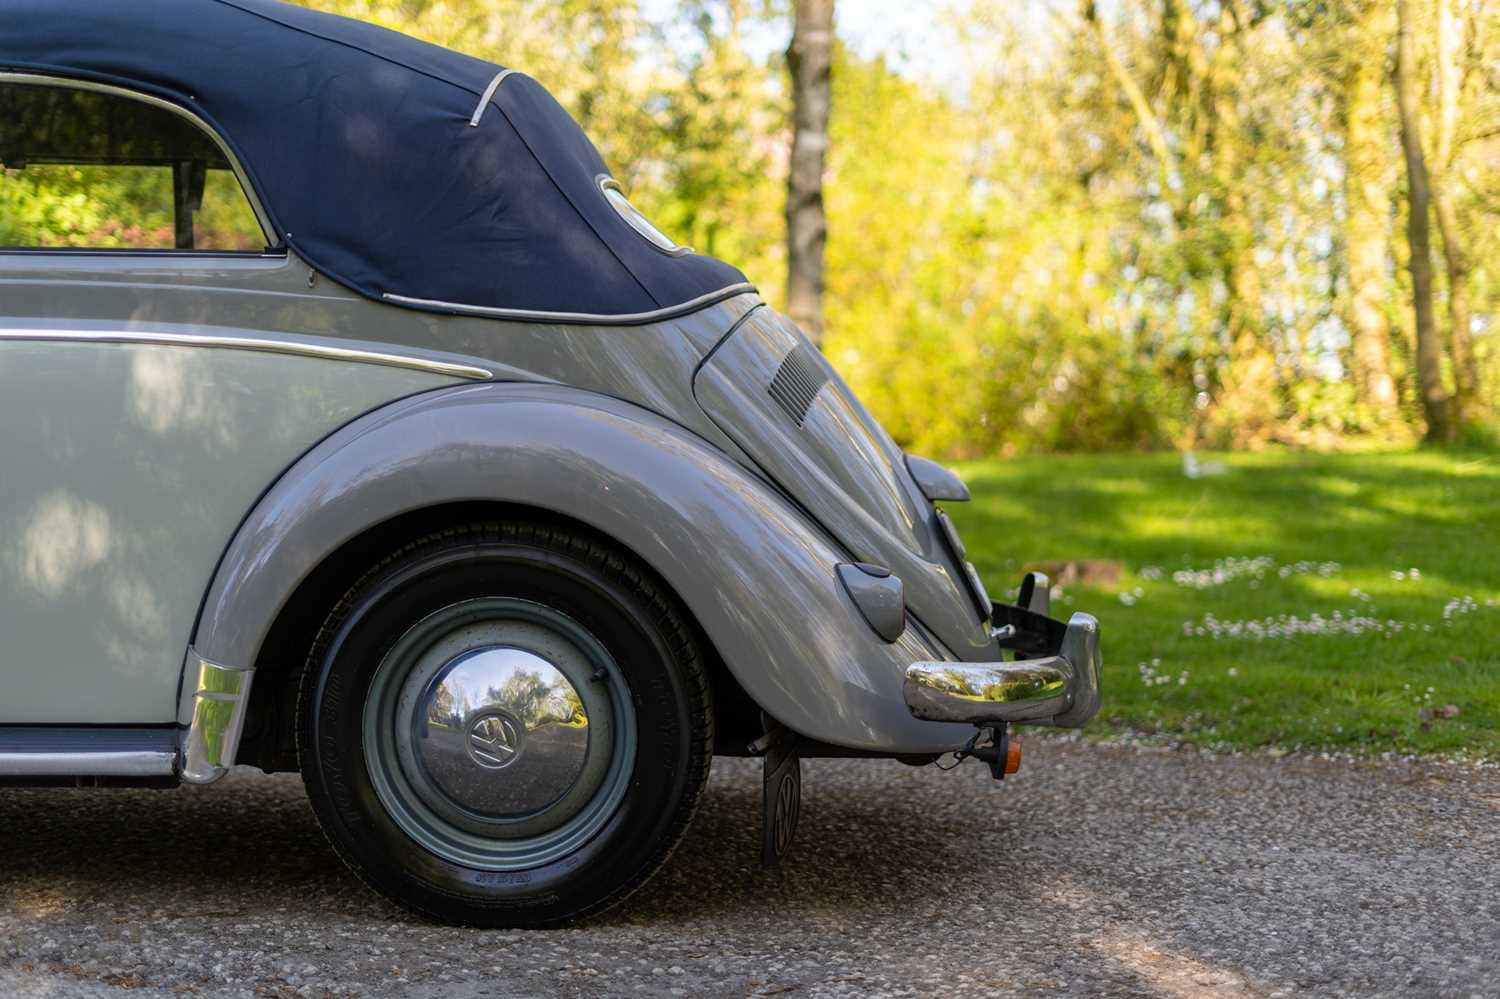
[383,282,760,326]
[597,175,695,257]
[469,68,520,126]
[0,71,279,247]
[0,328,494,380]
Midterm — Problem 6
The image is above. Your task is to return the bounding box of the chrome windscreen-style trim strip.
[469,68,521,126]
[0,71,279,247]
[383,283,761,326]
[0,751,177,778]
[0,328,494,380]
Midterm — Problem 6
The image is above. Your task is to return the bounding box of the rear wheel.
[297,521,712,926]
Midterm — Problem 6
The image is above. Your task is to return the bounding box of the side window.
[0,80,268,252]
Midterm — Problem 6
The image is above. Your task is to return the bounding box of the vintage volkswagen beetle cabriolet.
[0,0,1100,926]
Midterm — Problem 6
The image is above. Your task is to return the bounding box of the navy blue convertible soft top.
[1,0,751,321]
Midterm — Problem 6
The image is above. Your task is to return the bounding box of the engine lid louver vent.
[768,343,829,427]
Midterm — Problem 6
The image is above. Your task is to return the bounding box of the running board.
[0,726,179,784]
[0,652,254,786]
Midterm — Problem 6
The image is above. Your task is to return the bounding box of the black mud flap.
[760,726,802,868]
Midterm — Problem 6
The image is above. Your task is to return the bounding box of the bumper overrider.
[903,573,1102,729]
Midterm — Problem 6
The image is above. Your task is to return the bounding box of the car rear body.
[0,0,1099,788]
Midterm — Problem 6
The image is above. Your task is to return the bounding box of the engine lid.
[692,308,993,659]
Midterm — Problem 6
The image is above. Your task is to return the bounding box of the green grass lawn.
[947,450,1500,759]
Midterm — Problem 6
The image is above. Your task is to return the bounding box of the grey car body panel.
[1,245,993,751]
[694,309,995,661]
[0,335,460,722]
[0,251,762,458]
[0,84,997,750]
[0,249,757,720]
[190,382,978,754]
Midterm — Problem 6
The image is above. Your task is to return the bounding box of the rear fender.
[190,382,975,754]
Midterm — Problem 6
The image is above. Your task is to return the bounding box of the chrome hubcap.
[405,642,599,823]
[363,598,636,870]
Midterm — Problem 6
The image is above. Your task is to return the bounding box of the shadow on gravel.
[0,756,1253,997]
[2,749,1493,997]
[618,758,1029,925]
[0,761,995,924]
[0,773,374,920]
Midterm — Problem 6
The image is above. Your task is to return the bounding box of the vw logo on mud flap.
[466,710,524,770]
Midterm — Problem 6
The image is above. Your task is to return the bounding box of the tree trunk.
[1431,0,1481,421]
[786,0,834,347]
[1341,3,1399,420]
[1433,188,1477,420]
[1209,5,1281,447]
[1395,0,1455,443]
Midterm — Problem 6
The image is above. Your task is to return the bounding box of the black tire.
[296,521,713,927]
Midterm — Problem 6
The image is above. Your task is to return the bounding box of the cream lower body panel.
[0,336,460,724]
[0,654,253,782]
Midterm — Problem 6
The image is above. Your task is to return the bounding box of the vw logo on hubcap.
[465,709,525,770]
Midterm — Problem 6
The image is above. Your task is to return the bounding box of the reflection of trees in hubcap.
[466,711,524,769]
[367,599,636,868]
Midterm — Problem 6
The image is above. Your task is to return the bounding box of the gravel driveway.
[1,741,1495,998]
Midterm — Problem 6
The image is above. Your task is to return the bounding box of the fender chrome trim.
[0,328,494,380]
[180,652,255,784]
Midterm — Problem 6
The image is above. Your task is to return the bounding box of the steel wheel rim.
[362,597,637,871]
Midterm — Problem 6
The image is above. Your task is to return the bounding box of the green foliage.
[949,449,1500,758]
[2,163,264,250]
[52,0,1499,454]
[0,165,173,247]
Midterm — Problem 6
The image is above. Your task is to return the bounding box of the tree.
[1339,1,1400,421]
[786,0,834,347]
[648,1,785,285]
[1431,0,1484,421]
[1086,0,1287,447]
[270,0,1500,453]
[1395,0,1457,442]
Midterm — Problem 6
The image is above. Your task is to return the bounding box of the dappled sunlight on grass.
[949,449,1500,758]
[1307,475,1363,498]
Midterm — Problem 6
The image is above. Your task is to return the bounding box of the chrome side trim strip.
[0,328,493,380]
[181,653,255,785]
[0,751,176,778]
[0,72,279,247]
[383,283,761,326]
[469,69,520,126]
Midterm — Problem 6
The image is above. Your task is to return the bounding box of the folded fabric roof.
[0,0,752,322]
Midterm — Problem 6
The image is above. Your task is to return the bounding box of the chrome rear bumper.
[903,609,1101,728]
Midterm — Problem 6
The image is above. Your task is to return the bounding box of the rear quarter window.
[0,79,266,251]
